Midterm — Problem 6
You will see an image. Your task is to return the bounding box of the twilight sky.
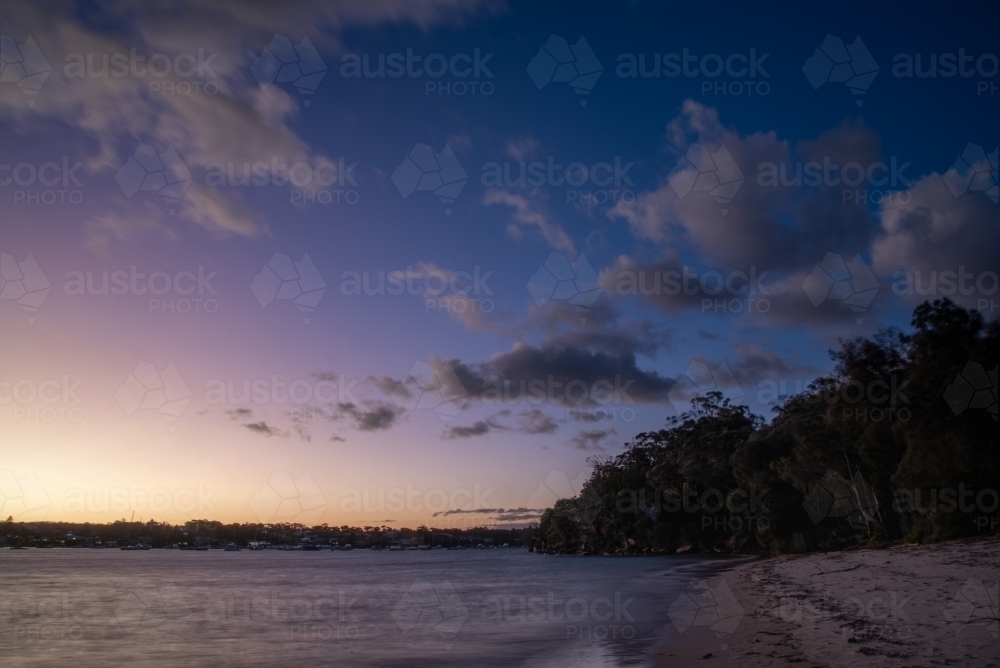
[1,0,997,527]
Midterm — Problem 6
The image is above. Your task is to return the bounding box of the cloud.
[442,407,558,438]
[374,302,675,418]
[335,402,403,431]
[0,0,500,240]
[505,135,541,161]
[245,421,289,437]
[725,342,820,387]
[609,100,880,273]
[516,407,558,434]
[443,417,501,439]
[483,189,575,253]
[368,375,408,398]
[568,428,617,451]
[429,340,674,408]
[430,506,545,526]
[226,408,253,419]
[408,262,505,331]
[872,174,1000,309]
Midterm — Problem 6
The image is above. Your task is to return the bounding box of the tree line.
[536,299,999,554]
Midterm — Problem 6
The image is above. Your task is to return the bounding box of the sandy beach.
[655,538,999,667]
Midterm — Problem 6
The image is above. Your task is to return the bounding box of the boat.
[120,513,149,550]
[224,543,241,551]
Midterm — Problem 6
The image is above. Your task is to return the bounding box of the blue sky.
[0,0,997,526]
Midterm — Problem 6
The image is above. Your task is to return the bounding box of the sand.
[654,538,999,667]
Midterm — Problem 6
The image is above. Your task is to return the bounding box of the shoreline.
[651,537,1000,667]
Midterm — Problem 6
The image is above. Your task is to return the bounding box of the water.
[0,549,739,667]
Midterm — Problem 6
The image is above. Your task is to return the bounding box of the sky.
[0,0,997,528]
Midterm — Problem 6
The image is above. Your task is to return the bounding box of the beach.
[655,538,1000,667]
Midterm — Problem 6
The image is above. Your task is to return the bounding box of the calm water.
[0,549,738,667]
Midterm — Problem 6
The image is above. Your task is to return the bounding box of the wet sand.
[653,537,999,667]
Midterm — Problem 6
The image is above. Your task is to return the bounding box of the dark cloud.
[602,102,918,326]
[726,342,821,387]
[872,174,1000,310]
[336,402,403,432]
[370,375,408,398]
[245,421,288,438]
[568,428,618,451]
[443,419,498,439]
[611,102,879,273]
[517,408,558,434]
[226,408,252,420]
[374,301,675,420]
[442,407,559,439]
[431,507,545,524]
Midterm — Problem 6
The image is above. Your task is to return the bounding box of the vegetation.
[1,517,533,549]
[536,300,999,555]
